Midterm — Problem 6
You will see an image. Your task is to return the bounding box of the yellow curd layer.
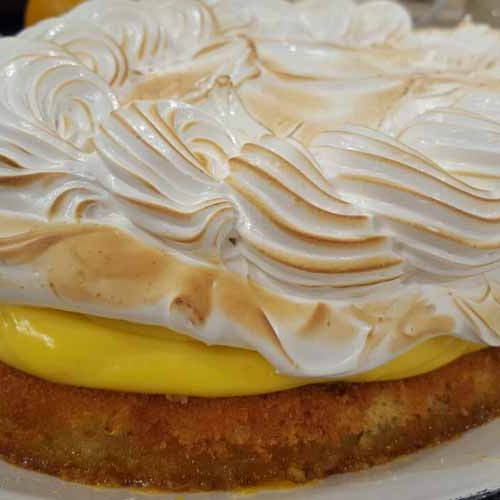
[0,305,483,397]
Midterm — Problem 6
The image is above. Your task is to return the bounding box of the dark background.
[1,0,27,35]
[0,0,499,499]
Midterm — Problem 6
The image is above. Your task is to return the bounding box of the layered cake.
[1,0,500,491]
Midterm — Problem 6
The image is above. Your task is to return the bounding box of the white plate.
[1,418,499,500]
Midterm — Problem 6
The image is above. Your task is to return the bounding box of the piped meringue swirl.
[226,135,403,297]
[92,98,234,259]
[311,125,500,278]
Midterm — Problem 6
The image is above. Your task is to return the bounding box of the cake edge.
[1,348,500,491]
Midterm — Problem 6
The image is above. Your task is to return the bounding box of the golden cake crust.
[1,349,500,491]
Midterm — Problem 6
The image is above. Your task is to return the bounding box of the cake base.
[1,349,500,492]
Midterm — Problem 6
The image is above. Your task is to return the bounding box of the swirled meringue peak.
[2,0,500,378]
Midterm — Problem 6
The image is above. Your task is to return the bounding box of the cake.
[1,0,500,492]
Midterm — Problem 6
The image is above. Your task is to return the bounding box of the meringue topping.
[2,0,500,378]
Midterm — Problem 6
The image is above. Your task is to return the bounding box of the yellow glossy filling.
[0,305,484,397]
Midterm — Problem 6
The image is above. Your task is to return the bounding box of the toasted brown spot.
[239,75,408,143]
[169,271,215,326]
[36,229,172,308]
[0,228,93,265]
[246,237,402,274]
[299,303,358,344]
[352,295,456,356]
[239,82,328,138]
[0,172,63,188]
[398,299,455,340]
[253,288,359,349]
[48,188,96,220]
[125,67,212,103]
[0,154,22,169]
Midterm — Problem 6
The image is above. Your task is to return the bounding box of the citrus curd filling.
[0,305,483,397]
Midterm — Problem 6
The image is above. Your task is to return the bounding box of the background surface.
[0,0,26,34]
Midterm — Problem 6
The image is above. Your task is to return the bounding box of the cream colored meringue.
[1,0,500,377]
